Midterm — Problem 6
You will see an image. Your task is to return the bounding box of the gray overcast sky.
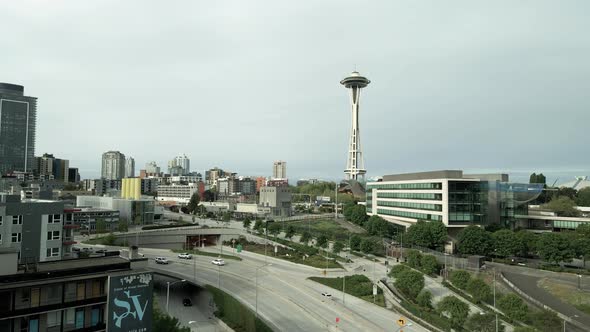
[2,1,589,183]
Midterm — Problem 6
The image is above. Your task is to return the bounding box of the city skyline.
[2,1,589,183]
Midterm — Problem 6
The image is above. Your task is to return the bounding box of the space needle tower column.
[340,71,370,181]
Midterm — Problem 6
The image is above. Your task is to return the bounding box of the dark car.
[183,298,192,306]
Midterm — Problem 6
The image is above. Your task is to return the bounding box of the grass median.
[171,249,242,261]
[308,274,386,307]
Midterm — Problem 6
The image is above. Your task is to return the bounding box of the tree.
[515,231,537,257]
[406,220,447,250]
[332,241,344,255]
[316,234,328,248]
[154,304,191,332]
[457,226,493,256]
[253,220,264,234]
[406,250,423,269]
[350,205,368,226]
[420,255,440,276]
[350,234,361,251]
[450,270,471,290]
[465,313,505,332]
[492,229,523,258]
[365,215,389,236]
[343,203,356,221]
[360,238,375,253]
[243,218,252,229]
[576,187,590,207]
[222,212,231,223]
[529,173,546,185]
[394,270,424,300]
[268,223,282,238]
[497,293,528,321]
[437,296,469,329]
[389,264,410,278]
[186,192,200,214]
[543,196,581,217]
[466,278,492,303]
[96,219,107,233]
[117,219,128,232]
[537,232,575,264]
[285,225,296,240]
[529,310,562,332]
[513,327,536,332]
[416,290,433,309]
[300,231,312,245]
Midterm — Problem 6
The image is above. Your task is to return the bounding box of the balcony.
[63,223,81,229]
[63,237,77,245]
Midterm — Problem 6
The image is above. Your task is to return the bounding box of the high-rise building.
[272,161,287,179]
[67,167,80,183]
[101,151,126,180]
[205,167,225,186]
[34,153,69,182]
[145,161,161,175]
[168,154,190,175]
[125,157,135,178]
[341,71,370,180]
[0,83,37,175]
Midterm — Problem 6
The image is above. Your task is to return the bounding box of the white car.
[211,259,225,266]
[178,253,193,259]
[155,257,169,264]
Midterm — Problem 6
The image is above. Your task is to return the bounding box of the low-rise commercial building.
[259,186,292,217]
[76,196,154,225]
[366,170,542,235]
[64,207,120,233]
[156,183,199,205]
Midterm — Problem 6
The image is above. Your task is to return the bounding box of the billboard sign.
[107,272,154,332]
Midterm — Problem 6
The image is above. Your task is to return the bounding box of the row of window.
[368,182,443,190]
[448,212,480,222]
[376,208,443,221]
[376,192,442,200]
[376,200,443,211]
[0,214,62,225]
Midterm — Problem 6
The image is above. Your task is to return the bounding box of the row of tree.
[456,224,590,264]
[530,172,590,207]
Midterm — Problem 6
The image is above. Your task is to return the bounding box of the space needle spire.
[340,71,370,181]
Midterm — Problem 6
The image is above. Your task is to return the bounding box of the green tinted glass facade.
[376,192,442,200]
[448,181,486,223]
[377,200,442,211]
[377,208,442,221]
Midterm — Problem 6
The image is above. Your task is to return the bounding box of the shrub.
[450,270,471,290]
[389,264,410,278]
[437,295,469,329]
[394,270,424,300]
[420,255,440,276]
[465,313,505,332]
[406,250,423,268]
[416,290,433,309]
[498,293,528,322]
[466,278,492,303]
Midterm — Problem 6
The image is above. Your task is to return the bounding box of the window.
[65,308,75,325]
[46,248,60,257]
[48,214,62,223]
[47,310,61,327]
[0,216,3,225]
[12,215,23,225]
[12,233,22,243]
[0,234,2,244]
[47,231,60,240]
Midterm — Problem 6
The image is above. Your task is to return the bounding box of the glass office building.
[366,170,543,229]
[0,83,37,175]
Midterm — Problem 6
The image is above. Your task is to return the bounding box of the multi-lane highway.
[136,245,427,332]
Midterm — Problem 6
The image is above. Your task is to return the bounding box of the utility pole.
[494,268,498,332]
[335,184,338,220]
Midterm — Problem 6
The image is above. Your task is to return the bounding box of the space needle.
[340,71,370,181]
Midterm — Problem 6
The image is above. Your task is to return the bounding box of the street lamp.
[255,264,271,318]
[166,279,186,312]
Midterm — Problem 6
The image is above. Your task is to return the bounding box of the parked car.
[211,259,225,266]
[183,298,192,306]
[178,253,193,259]
[155,257,169,264]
